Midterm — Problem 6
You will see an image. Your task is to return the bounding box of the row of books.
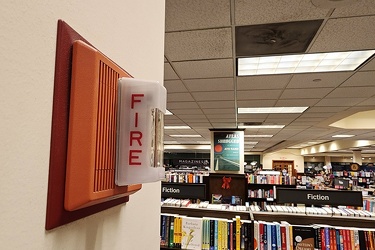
[161,213,375,250]
[248,189,275,199]
[254,220,375,250]
[333,171,373,178]
[164,172,206,183]
[161,198,375,218]
[363,198,375,213]
[247,174,296,185]
[160,214,252,250]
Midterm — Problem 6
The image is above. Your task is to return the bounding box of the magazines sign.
[212,130,243,171]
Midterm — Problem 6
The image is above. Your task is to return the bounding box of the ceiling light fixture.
[244,135,273,138]
[238,125,285,129]
[169,134,202,138]
[165,110,173,115]
[237,50,375,76]
[164,125,191,129]
[238,107,308,114]
[332,135,355,138]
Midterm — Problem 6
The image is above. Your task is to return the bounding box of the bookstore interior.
[160,148,375,249]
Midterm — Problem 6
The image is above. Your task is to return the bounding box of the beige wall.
[0,1,165,249]
[262,149,305,173]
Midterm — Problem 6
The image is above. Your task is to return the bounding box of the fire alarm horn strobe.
[116,78,167,186]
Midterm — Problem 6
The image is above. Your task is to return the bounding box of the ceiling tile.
[165,0,230,32]
[210,122,237,128]
[287,72,353,88]
[357,97,375,106]
[184,122,212,128]
[198,100,235,108]
[307,106,349,113]
[165,28,232,61]
[164,80,188,93]
[184,78,234,92]
[315,98,366,106]
[299,112,337,118]
[169,109,204,115]
[341,71,375,87]
[280,88,333,99]
[177,114,207,119]
[192,91,234,101]
[172,59,233,79]
[360,57,375,71]
[275,98,320,106]
[310,16,375,52]
[203,108,234,114]
[326,86,375,98]
[237,75,291,90]
[331,0,375,17]
[237,89,283,100]
[234,0,329,25]
[167,93,195,102]
[167,101,200,109]
[206,113,235,119]
[164,63,179,80]
[237,100,277,107]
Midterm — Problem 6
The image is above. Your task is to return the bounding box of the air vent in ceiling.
[235,20,323,57]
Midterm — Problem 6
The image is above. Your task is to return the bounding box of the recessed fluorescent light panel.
[165,110,173,115]
[238,107,308,114]
[238,50,375,76]
[164,125,191,129]
[239,125,285,129]
[332,135,355,138]
[169,135,202,138]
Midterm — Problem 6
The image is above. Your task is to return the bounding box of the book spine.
[218,220,222,250]
[354,230,360,250]
[280,225,287,250]
[320,228,326,250]
[324,227,330,250]
[259,222,264,250]
[236,216,241,250]
[350,229,356,250]
[210,220,215,250]
[169,217,175,248]
[160,215,166,247]
[271,224,277,250]
[275,224,281,250]
[254,221,259,250]
[230,220,234,250]
[358,230,365,250]
[165,215,170,247]
[214,219,218,250]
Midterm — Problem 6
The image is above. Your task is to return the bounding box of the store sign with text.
[161,183,206,200]
[277,188,363,206]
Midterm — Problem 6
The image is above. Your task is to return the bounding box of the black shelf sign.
[276,188,363,206]
[161,182,206,200]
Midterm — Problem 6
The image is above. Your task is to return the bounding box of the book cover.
[181,217,203,250]
[212,194,223,204]
[292,225,315,250]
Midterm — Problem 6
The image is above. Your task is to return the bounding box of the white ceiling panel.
[341,71,375,87]
[310,16,375,52]
[165,28,232,61]
[237,99,277,107]
[172,59,233,79]
[237,89,283,100]
[331,0,375,18]
[287,72,353,88]
[167,101,200,109]
[198,100,235,108]
[237,75,291,90]
[203,108,235,114]
[163,0,375,156]
[167,93,195,102]
[164,63,179,80]
[165,0,230,32]
[184,78,234,92]
[169,109,204,115]
[280,88,333,99]
[275,98,320,107]
[326,86,375,98]
[164,80,188,93]
[192,91,234,101]
[360,57,375,71]
[315,98,366,106]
